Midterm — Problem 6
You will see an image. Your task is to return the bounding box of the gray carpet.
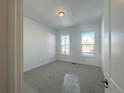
[24,60,104,93]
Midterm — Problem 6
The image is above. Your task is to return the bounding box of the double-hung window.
[61,35,70,55]
[81,32,95,56]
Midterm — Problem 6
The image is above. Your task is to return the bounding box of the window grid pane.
[81,32,95,55]
[61,35,70,54]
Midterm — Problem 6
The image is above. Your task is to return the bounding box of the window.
[61,35,70,54]
[81,32,95,56]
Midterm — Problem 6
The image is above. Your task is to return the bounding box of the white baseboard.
[57,59,100,67]
[109,78,124,93]
[24,58,56,72]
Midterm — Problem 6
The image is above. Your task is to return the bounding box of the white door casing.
[8,0,23,93]
[8,0,124,93]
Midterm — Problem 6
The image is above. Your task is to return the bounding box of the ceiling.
[24,0,103,30]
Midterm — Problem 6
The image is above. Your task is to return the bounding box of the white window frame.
[81,32,95,56]
[60,35,70,55]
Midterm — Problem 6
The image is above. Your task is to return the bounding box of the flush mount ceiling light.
[57,10,65,17]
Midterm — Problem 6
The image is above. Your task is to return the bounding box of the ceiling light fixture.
[57,11,65,17]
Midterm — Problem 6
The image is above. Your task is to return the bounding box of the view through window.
[81,32,95,56]
[61,35,70,54]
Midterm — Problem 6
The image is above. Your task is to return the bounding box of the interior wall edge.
[23,16,57,31]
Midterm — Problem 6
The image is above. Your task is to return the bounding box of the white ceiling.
[24,0,103,29]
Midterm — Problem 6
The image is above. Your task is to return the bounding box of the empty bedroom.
[23,0,104,93]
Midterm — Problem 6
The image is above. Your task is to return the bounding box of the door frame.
[8,0,122,93]
[8,0,23,93]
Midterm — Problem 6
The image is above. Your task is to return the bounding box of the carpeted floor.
[24,60,104,93]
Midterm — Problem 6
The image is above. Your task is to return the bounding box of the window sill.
[81,53,94,57]
[60,53,70,56]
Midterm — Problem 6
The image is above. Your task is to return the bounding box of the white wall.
[56,21,101,66]
[0,0,8,92]
[23,17,56,72]
[110,0,124,92]
[101,0,124,93]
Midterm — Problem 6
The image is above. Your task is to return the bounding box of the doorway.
[23,0,104,93]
